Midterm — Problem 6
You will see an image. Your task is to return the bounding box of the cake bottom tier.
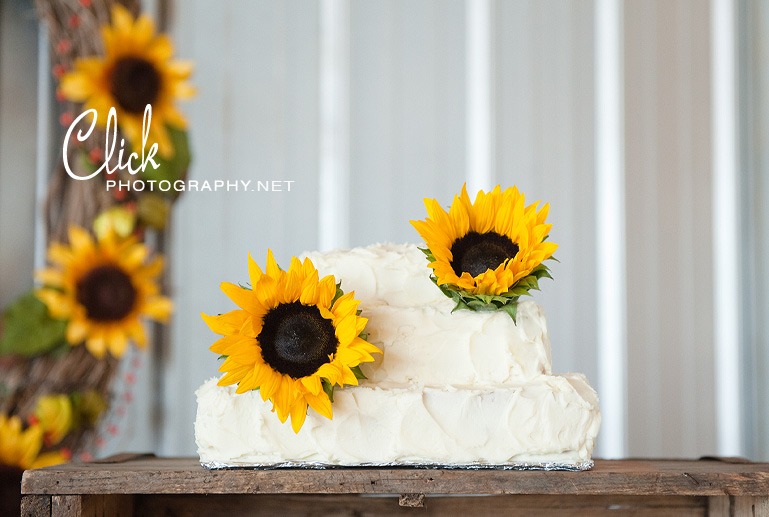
[196,374,600,467]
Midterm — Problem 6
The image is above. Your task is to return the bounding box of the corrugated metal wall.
[4,0,763,459]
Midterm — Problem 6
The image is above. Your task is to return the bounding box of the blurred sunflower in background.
[60,4,194,157]
[0,415,68,470]
[35,225,172,358]
[203,251,381,433]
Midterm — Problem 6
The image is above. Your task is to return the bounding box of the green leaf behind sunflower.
[421,247,556,323]
[0,290,68,357]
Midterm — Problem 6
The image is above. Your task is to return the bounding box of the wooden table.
[20,455,769,516]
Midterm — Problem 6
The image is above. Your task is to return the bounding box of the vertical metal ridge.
[34,26,51,268]
[319,0,350,251]
[595,0,628,459]
[711,0,742,456]
[465,0,494,193]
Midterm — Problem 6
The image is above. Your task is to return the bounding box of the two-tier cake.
[196,185,601,468]
[196,243,600,467]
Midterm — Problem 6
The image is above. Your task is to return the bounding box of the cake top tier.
[303,244,448,309]
[303,244,553,385]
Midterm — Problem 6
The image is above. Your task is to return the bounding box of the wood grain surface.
[21,457,769,497]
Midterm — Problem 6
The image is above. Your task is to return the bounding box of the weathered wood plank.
[20,458,769,497]
[756,496,769,517]
[50,494,134,517]
[707,495,729,517]
[733,496,769,517]
[134,494,707,517]
[51,496,81,517]
[20,495,51,517]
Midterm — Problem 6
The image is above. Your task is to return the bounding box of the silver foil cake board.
[201,460,594,471]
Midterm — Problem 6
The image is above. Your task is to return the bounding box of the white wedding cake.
[195,244,601,467]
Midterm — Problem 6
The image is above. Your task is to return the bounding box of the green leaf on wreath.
[138,125,191,196]
[0,290,67,357]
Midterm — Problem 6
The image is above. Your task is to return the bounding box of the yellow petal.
[202,310,250,336]
[111,4,134,37]
[289,402,308,433]
[107,329,129,357]
[84,336,107,359]
[265,249,281,278]
[142,296,173,322]
[306,392,333,420]
[66,319,89,345]
[247,252,264,288]
[220,282,260,314]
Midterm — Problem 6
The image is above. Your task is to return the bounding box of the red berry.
[59,112,74,126]
[52,64,66,79]
[68,14,80,28]
[114,187,127,201]
[56,40,71,54]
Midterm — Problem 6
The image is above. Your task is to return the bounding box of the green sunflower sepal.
[419,247,554,323]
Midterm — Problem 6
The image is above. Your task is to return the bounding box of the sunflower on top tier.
[202,251,381,433]
[410,185,557,321]
[60,4,194,157]
[35,226,172,359]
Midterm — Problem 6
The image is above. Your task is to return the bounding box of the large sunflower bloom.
[60,4,194,157]
[0,414,68,470]
[411,184,558,296]
[202,251,381,433]
[36,226,173,359]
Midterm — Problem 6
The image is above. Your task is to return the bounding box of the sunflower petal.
[306,392,333,420]
[289,402,308,433]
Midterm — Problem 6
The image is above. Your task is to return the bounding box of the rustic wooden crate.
[20,455,769,516]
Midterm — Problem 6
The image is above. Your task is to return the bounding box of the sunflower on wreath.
[35,225,172,359]
[60,3,194,158]
[59,3,194,231]
[202,251,381,433]
[410,184,558,321]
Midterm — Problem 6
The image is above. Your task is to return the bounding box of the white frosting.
[196,374,600,465]
[306,244,552,385]
[360,300,552,385]
[195,243,601,466]
[302,244,447,308]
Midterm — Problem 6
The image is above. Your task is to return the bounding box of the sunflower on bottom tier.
[35,226,172,358]
[203,251,381,433]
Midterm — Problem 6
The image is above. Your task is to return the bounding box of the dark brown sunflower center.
[258,301,339,379]
[109,57,161,114]
[76,265,137,321]
[450,231,520,278]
